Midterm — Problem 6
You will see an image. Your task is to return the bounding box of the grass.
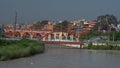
[83,42,120,50]
[0,39,45,61]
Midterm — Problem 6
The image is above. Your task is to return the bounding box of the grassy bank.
[0,39,45,61]
[84,43,120,50]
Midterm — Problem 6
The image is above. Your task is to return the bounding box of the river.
[0,45,120,68]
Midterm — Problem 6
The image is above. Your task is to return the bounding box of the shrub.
[0,39,45,61]
[85,44,120,50]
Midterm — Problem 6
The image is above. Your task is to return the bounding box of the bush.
[0,39,45,61]
[87,42,92,49]
[84,43,120,50]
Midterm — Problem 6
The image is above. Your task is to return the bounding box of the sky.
[0,0,120,24]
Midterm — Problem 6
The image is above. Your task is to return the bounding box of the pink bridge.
[4,29,84,48]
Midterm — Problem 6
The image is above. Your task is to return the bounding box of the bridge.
[4,29,84,48]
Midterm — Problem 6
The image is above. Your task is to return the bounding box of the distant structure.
[44,22,54,31]
[0,24,5,36]
[13,11,17,38]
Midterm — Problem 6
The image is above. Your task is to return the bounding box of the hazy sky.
[0,0,120,24]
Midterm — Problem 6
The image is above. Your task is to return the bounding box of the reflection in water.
[0,45,120,68]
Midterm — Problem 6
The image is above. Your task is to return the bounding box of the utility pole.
[0,24,3,38]
[77,19,81,42]
[106,17,110,45]
[78,20,80,42]
[1,24,4,37]
[113,31,115,42]
[13,11,17,38]
[98,17,102,31]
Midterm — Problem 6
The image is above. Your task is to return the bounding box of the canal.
[0,45,120,68]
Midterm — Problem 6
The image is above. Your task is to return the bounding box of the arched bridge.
[5,29,79,41]
[4,29,83,48]
[4,29,51,40]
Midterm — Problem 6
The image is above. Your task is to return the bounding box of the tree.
[39,20,48,26]
[61,20,69,31]
[54,20,69,32]
[31,20,48,30]
[110,31,120,41]
[96,14,118,31]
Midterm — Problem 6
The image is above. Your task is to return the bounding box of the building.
[44,22,54,31]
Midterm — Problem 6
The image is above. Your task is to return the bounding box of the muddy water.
[0,45,120,68]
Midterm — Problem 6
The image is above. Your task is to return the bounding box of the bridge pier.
[48,35,51,41]
[54,33,56,41]
[59,32,62,41]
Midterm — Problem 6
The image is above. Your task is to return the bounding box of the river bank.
[0,45,120,68]
[83,42,120,50]
[0,39,45,61]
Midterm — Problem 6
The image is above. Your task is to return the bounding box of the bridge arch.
[15,32,21,37]
[67,33,76,41]
[44,33,50,40]
[62,33,67,40]
[50,33,54,39]
[6,31,13,36]
[33,33,42,39]
[22,32,31,38]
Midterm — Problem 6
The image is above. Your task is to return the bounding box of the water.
[0,45,120,68]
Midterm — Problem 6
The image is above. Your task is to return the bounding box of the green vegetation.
[31,20,48,30]
[109,31,120,41]
[84,42,120,50]
[0,39,45,61]
[80,30,107,40]
[0,31,4,38]
[0,33,2,38]
[96,14,118,31]
[53,20,69,32]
